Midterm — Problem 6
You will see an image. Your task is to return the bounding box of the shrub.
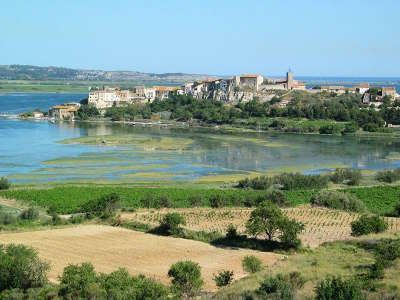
[0,212,17,225]
[225,224,238,240]
[256,273,305,300]
[242,255,263,273]
[82,193,120,219]
[376,168,400,183]
[0,244,49,292]
[101,268,168,300]
[213,270,234,287]
[268,189,287,206]
[159,212,186,235]
[351,215,388,236]
[168,261,203,298]
[319,124,341,135]
[156,195,171,208]
[188,195,202,207]
[209,194,225,208]
[19,208,39,220]
[363,123,379,132]
[374,239,400,267]
[311,190,365,212]
[315,277,364,300]
[330,168,362,186]
[0,178,10,190]
[58,262,104,299]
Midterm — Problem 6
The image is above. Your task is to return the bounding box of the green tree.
[0,244,49,292]
[168,261,203,299]
[246,202,283,240]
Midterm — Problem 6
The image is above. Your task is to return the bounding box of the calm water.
[1,93,400,183]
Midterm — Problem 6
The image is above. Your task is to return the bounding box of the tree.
[0,244,49,292]
[168,261,203,299]
[82,193,120,219]
[279,218,304,249]
[76,104,100,120]
[246,202,283,240]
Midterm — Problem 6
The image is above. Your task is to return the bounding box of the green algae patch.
[43,156,126,165]
[120,172,176,179]
[195,171,262,183]
[205,134,294,148]
[60,134,193,151]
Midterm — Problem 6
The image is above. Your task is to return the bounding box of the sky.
[1,0,399,77]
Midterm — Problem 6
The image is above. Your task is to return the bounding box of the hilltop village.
[47,71,399,121]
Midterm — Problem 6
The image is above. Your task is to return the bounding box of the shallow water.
[1,93,400,183]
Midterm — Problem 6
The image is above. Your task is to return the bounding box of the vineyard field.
[0,186,312,214]
[122,205,400,247]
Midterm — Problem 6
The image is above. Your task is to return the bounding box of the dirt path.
[0,225,281,291]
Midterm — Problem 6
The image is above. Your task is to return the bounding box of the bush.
[156,195,171,208]
[242,255,263,273]
[159,212,186,235]
[189,195,202,207]
[19,208,39,220]
[376,168,400,183]
[0,244,49,292]
[238,173,329,190]
[330,168,362,186]
[209,194,226,208]
[315,277,364,300]
[256,272,304,300]
[0,212,17,225]
[225,224,238,240]
[268,189,287,206]
[101,268,168,300]
[213,270,234,287]
[311,190,365,212]
[0,178,10,190]
[374,238,400,267]
[319,124,341,135]
[351,215,388,236]
[58,262,104,299]
[168,261,203,298]
[363,123,379,132]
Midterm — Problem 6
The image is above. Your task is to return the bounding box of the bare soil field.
[121,205,400,247]
[0,225,281,291]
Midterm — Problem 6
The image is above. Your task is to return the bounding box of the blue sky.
[1,0,399,77]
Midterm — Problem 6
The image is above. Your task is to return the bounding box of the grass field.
[0,225,281,291]
[213,237,400,299]
[121,205,400,247]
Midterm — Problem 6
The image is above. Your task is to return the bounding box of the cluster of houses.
[46,70,399,120]
[86,71,306,111]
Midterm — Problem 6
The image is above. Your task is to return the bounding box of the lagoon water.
[1,93,400,183]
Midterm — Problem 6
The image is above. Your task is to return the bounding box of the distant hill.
[0,65,218,83]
